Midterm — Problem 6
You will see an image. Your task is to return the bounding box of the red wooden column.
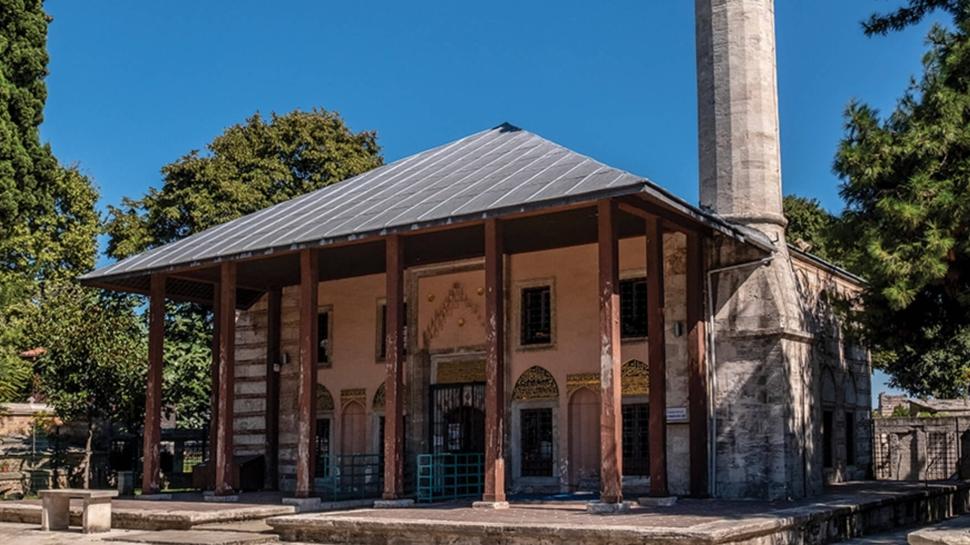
[597,200,623,504]
[208,285,221,489]
[265,287,283,490]
[142,274,166,495]
[482,218,507,504]
[686,231,709,497]
[295,250,319,498]
[382,234,406,500]
[646,216,669,497]
[214,262,237,496]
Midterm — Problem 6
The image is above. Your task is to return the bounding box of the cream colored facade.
[229,234,869,497]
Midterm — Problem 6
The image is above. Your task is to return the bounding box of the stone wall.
[710,239,871,500]
[232,297,270,462]
[873,416,970,481]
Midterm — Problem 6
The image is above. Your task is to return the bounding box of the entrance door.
[568,388,600,490]
[428,382,486,499]
[341,401,367,455]
[430,383,485,454]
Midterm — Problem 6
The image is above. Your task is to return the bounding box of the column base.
[373,498,415,509]
[586,500,633,514]
[472,500,510,510]
[283,497,322,513]
[137,493,173,500]
[204,494,240,503]
[638,496,678,507]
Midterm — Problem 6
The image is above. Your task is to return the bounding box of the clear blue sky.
[41,1,945,405]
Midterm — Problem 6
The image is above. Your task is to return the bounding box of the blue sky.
[41,1,944,404]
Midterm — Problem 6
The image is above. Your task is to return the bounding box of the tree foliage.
[19,282,146,487]
[162,309,214,430]
[833,1,970,397]
[862,0,968,36]
[783,195,847,265]
[21,283,146,426]
[0,0,101,401]
[105,109,382,427]
[106,109,382,259]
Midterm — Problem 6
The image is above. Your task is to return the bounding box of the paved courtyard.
[0,519,321,545]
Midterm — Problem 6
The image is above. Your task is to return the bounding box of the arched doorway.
[568,388,600,490]
[341,401,367,456]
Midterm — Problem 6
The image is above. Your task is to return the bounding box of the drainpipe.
[705,254,775,497]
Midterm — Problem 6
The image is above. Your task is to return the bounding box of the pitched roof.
[81,123,773,283]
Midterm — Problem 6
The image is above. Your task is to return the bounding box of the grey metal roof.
[81,123,773,283]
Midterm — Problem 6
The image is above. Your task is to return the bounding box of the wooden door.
[568,388,600,489]
[341,401,367,455]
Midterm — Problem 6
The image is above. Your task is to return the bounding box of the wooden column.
[646,216,668,497]
[383,234,406,500]
[295,250,319,498]
[142,274,165,495]
[597,200,623,504]
[686,231,709,496]
[483,218,506,503]
[208,286,221,489]
[265,287,282,490]
[214,262,237,496]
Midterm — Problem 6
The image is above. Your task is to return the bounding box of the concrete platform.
[266,481,970,545]
[0,494,296,531]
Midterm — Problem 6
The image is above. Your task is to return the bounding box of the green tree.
[783,195,845,264]
[106,109,382,427]
[21,283,146,488]
[0,0,101,400]
[833,1,970,397]
[106,109,381,258]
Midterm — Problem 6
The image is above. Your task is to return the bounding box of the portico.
[81,124,753,505]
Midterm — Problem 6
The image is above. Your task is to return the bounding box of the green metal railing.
[316,453,384,501]
[416,452,483,503]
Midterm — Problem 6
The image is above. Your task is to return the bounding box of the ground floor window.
[520,408,553,477]
[822,410,833,468]
[622,403,649,477]
[316,418,331,478]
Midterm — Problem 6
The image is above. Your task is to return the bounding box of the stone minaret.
[695,0,817,500]
[696,0,785,237]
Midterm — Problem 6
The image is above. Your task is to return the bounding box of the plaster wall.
[235,234,692,495]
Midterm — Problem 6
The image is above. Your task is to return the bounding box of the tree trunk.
[83,417,93,489]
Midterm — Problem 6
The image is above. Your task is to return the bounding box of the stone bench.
[39,488,118,533]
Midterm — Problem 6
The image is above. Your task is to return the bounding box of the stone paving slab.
[0,521,322,545]
[104,529,279,545]
[0,499,296,531]
[909,515,970,545]
[0,522,161,545]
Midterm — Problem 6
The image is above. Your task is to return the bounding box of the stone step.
[105,529,279,545]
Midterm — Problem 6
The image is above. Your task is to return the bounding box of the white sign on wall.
[666,407,688,423]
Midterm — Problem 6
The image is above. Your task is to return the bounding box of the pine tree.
[834,0,970,397]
